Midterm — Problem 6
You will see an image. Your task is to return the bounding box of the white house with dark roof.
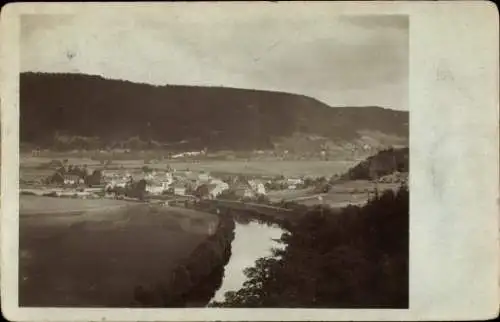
[63,174,83,186]
[145,180,165,195]
[172,182,187,196]
[210,178,229,191]
[287,178,304,186]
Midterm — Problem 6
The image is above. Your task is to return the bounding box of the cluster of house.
[263,177,307,191]
[34,160,313,203]
[215,178,267,200]
[50,173,86,185]
[281,177,305,190]
[44,162,103,187]
[101,169,269,201]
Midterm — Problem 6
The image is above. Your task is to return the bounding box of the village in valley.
[22,156,313,206]
[22,154,267,198]
[20,145,409,213]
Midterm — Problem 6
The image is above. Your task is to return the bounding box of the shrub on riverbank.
[210,185,409,308]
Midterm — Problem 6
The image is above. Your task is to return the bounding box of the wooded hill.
[21,72,408,152]
[342,147,409,180]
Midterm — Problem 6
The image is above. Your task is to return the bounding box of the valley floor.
[20,155,358,178]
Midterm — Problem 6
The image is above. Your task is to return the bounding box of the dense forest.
[21,72,408,151]
[211,185,409,308]
[342,147,409,180]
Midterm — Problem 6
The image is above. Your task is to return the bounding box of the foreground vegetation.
[342,147,409,180]
[210,185,409,308]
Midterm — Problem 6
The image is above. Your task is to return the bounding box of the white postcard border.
[1,1,499,321]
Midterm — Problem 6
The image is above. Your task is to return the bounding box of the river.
[209,218,286,304]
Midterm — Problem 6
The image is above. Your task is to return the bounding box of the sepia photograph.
[18,9,409,309]
[1,1,498,321]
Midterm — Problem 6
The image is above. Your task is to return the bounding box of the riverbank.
[130,211,236,307]
[211,186,409,308]
[210,218,286,303]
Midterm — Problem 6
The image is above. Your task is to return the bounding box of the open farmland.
[20,195,135,215]
[166,160,357,177]
[266,180,404,208]
[19,196,219,307]
[267,188,316,203]
[21,154,358,179]
[19,168,55,182]
[294,180,404,208]
[329,180,402,193]
[296,192,371,208]
[20,155,102,167]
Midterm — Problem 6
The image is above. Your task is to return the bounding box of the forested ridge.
[21,72,408,151]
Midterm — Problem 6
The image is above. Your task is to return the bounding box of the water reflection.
[210,216,286,304]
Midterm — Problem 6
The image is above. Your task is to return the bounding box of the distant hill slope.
[20,72,408,152]
[341,147,409,180]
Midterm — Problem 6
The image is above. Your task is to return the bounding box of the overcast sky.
[21,7,408,110]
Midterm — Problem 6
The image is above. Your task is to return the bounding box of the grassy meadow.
[20,195,134,215]
[20,153,358,182]
[19,196,219,307]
